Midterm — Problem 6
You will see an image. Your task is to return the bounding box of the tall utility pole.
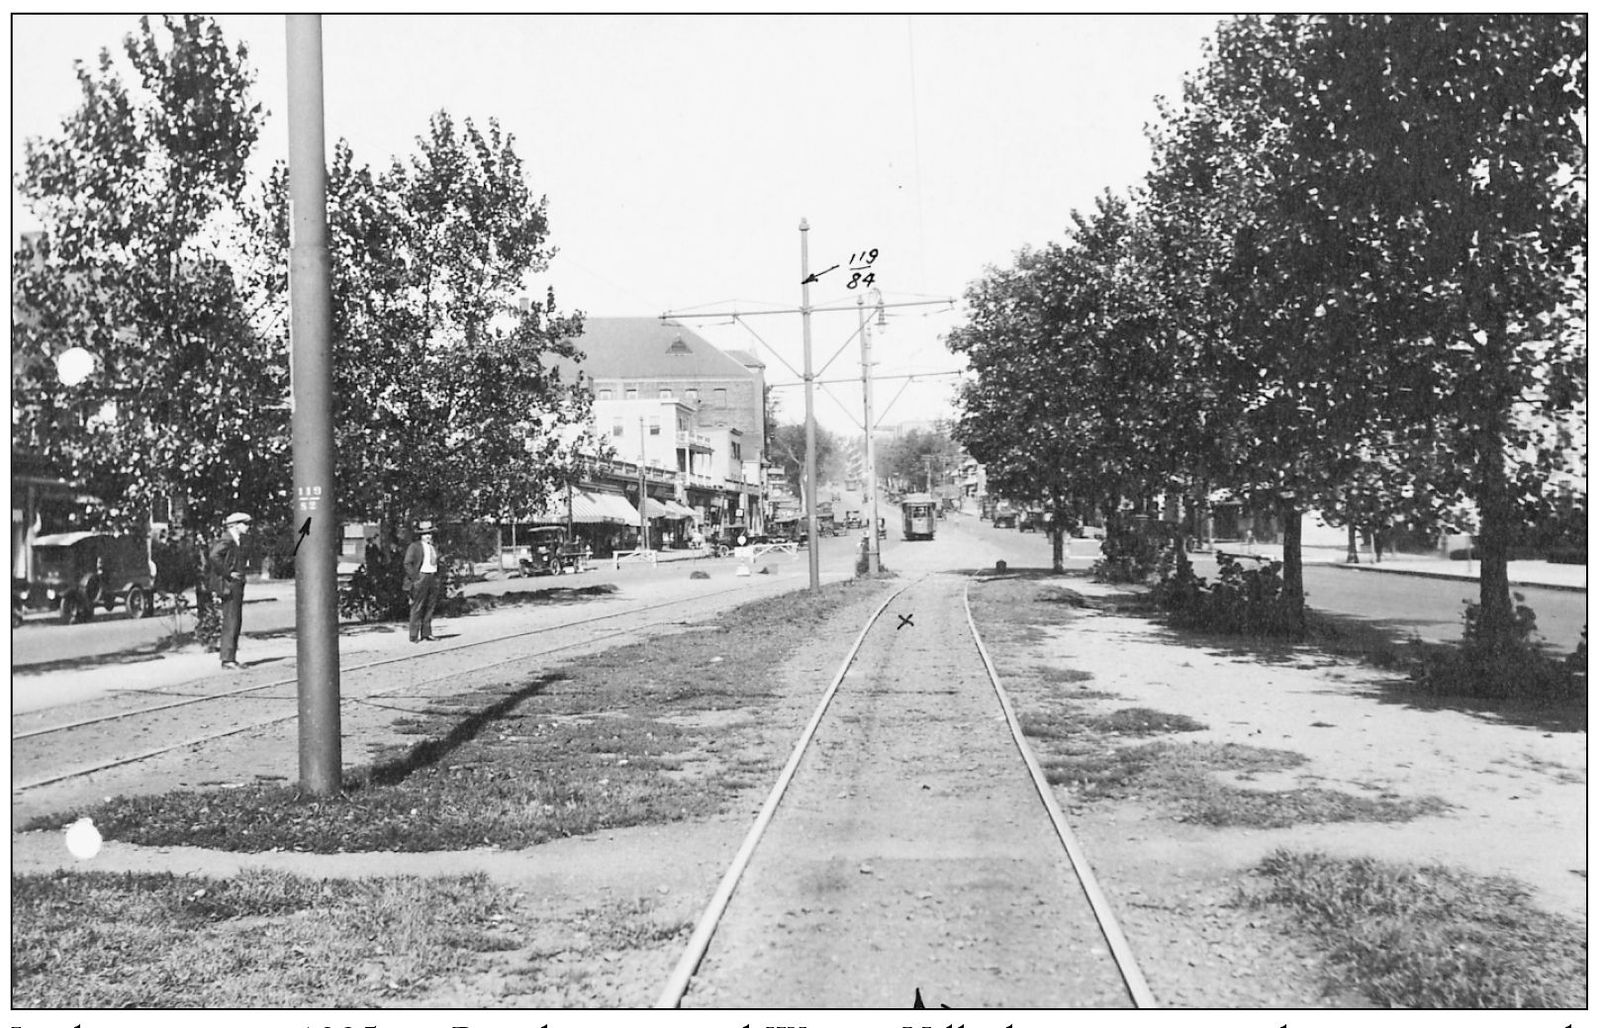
[638,417,649,550]
[798,219,820,591]
[858,292,881,574]
[285,15,340,796]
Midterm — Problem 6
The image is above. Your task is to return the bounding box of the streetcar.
[900,493,937,541]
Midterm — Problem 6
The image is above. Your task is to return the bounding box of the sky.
[11,12,1225,437]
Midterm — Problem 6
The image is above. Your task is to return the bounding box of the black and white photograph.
[9,11,1587,1023]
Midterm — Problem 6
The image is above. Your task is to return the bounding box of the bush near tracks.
[1245,849,1585,1008]
[1410,600,1586,704]
[24,580,884,854]
[1153,553,1303,639]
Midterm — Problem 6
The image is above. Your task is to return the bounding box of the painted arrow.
[801,263,839,285]
[291,517,312,557]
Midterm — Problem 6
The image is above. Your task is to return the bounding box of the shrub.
[150,532,204,595]
[1410,598,1585,703]
[193,590,222,651]
[340,546,410,623]
[1091,518,1169,584]
[339,544,466,623]
[1155,552,1304,638]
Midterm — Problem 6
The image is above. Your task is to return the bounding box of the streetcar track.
[654,573,1154,1008]
[11,579,786,792]
[12,581,762,743]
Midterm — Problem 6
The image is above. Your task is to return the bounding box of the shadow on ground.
[971,568,1586,736]
[364,670,569,787]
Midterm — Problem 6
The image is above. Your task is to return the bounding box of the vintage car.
[1018,508,1048,532]
[518,526,588,576]
[992,504,1020,529]
[15,531,156,625]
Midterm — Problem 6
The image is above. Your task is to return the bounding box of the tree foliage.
[768,421,840,496]
[13,15,285,532]
[876,424,961,493]
[949,14,1585,645]
[253,112,595,531]
[15,15,596,549]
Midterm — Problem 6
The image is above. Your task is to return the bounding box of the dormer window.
[667,335,693,356]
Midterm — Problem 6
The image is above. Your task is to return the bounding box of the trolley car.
[900,493,937,541]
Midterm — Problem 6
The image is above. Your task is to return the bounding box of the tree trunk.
[1279,495,1305,631]
[1475,431,1517,650]
[1049,492,1065,573]
[1474,321,1517,651]
[1346,521,1359,564]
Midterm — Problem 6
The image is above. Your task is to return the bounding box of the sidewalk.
[1213,543,1586,592]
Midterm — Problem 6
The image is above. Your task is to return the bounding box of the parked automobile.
[16,531,156,625]
[992,504,1019,529]
[518,526,587,576]
[1018,508,1046,532]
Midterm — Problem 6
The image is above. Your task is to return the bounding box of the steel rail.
[962,578,1158,1009]
[12,581,798,791]
[13,580,768,743]
[654,577,915,1008]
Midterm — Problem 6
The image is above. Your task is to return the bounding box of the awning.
[662,500,697,520]
[31,531,106,547]
[640,496,669,519]
[528,490,639,525]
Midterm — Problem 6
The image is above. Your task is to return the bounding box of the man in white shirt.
[403,519,443,642]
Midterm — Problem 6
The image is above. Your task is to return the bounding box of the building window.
[649,417,661,436]
[686,388,699,403]
[596,388,612,401]
[659,388,673,399]
[624,388,638,400]
[612,420,624,437]
[714,387,727,409]
[732,441,741,460]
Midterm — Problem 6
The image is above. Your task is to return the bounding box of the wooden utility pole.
[285,14,341,795]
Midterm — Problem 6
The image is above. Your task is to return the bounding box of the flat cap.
[224,512,253,526]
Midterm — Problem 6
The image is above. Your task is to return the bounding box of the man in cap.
[209,512,252,669]
[403,520,443,643]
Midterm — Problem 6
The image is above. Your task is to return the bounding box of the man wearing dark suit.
[209,512,252,669]
[403,520,443,643]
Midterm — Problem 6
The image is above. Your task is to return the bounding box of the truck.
[14,531,156,625]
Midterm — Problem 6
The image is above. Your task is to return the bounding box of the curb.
[1216,549,1585,594]
[1328,561,1587,594]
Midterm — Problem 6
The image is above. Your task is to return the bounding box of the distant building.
[570,317,766,454]
[513,317,769,555]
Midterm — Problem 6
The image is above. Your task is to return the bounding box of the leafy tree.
[251,112,596,533]
[13,15,287,533]
[768,421,839,497]
[1263,14,1587,646]
[951,193,1172,573]
[877,425,961,493]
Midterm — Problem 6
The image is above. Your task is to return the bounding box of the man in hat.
[403,520,443,643]
[209,512,252,669]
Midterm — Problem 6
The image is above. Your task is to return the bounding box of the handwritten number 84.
[847,270,876,289]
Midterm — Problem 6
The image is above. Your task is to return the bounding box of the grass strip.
[1246,849,1585,1008]
[12,869,531,1007]
[24,580,884,853]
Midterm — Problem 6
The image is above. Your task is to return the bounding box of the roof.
[570,318,757,382]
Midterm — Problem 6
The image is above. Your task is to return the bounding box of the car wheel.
[127,586,152,619]
[59,595,86,625]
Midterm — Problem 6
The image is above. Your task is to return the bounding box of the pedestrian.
[403,519,443,643]
[209,512,252,670]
